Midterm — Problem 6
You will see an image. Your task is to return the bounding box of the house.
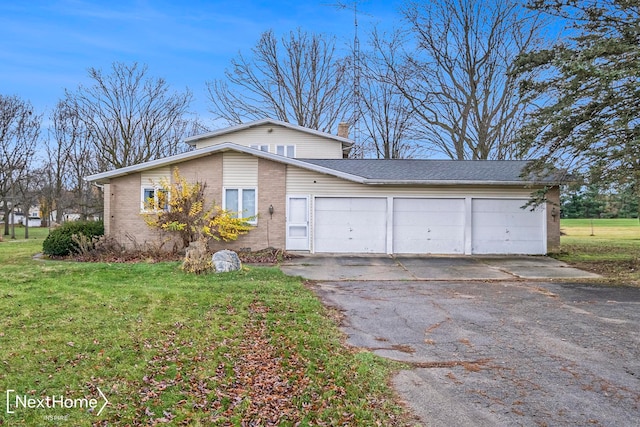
[0,203,42,227]
[86,119,561,255]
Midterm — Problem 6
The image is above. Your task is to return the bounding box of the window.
[250,144,269,152]
[275,145,295,158]
[224,188,257,223]
[141,187,169,212]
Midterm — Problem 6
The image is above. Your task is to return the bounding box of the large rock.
[212,250,242,273]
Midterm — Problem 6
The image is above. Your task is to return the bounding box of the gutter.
[362,179,554,186]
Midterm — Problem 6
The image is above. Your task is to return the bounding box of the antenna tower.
[331,1,365,149]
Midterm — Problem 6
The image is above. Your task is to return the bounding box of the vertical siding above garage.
[223,152,258,186]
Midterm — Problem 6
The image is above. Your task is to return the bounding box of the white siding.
[286,166,535,198]
[223,152,257,187]
[193,123,344,158]
[141,167,171,187]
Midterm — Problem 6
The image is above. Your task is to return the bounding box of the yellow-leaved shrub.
[142,168,253,250]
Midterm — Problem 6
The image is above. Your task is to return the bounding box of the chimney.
[338,122,350,139]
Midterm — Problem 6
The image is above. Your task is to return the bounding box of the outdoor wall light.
[269,204,274,218]
[551,207,558,222]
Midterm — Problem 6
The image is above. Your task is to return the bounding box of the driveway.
[281,254,601,281]
[281,257,640,426]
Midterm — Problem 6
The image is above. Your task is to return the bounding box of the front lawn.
[554,218,640,285]
[0,229,410,426]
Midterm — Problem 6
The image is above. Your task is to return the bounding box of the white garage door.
[393,198,465,254]
[472,199,545,254]
[314,198,387,253]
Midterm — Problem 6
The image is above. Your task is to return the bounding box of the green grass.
[554,219,640,285]
[0,229,410,426]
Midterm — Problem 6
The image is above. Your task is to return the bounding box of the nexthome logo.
[5,388,109,416]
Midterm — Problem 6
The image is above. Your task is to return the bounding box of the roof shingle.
[300,159,538,183]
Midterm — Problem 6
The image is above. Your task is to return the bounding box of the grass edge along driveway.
[554,218,640,286]
[0,232,413,426]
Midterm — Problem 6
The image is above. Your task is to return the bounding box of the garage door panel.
[394,198,462,212]
[314,198,387,253]
[476,226,541,241]
[393,198,465,254]
[394,211,462,227]
[472,199,531,213]
[472,199,545,254]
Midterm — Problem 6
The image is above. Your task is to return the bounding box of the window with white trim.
[275,145,295,158]
[250,144,269,152]
[224,188,257,224]
[141,187,169,212]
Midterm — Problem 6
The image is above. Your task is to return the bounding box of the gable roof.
[184,118,354,153]
[86,142,555,186]
[85,143,365,185]
[301,159,546,184]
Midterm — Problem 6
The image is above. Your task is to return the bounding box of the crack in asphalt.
[312,279,640,427]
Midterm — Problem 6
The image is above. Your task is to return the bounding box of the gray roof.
[184,118,353,152]
[301,159,544,184]
[86,142,557,186]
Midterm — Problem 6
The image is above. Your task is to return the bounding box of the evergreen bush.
[42,220,104,256]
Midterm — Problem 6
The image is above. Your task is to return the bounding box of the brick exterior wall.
[209,157,286,252]
[105,153,287,252]
[546,186,561,253]
[106,172,169,249]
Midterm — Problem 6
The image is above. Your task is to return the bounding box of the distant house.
[0,204,42,227]
[86,119,561,255]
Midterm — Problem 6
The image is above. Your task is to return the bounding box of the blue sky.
[0,0,402,125]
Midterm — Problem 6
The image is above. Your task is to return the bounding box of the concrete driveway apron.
[281,254,601,281]
[282,256,640,426]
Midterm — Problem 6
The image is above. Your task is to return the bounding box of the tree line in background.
[1,0,638,235]
[562,184,638,219]
[0,62,200,236]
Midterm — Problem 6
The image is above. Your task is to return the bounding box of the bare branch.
[384,0,544,159]
[207,29,352,134]
[65,62,193,169]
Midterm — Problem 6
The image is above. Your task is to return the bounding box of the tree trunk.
[2,204,9,236]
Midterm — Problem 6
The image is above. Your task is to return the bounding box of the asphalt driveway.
[281,257,639,426]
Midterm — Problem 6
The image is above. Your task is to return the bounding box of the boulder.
[212,250,242,273]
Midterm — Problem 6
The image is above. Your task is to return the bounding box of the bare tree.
[44,101,74,224]
[359,29,420,158]
[0,95,40,236]
[64,62,193,169]
[382,0,543,159]
[44,100,103,224]
[207,29,353,133]
[14,166,45,239]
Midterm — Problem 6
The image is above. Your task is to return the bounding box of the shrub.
[142,168,253,249]
[181,238,212,274]
[42,220,104,256]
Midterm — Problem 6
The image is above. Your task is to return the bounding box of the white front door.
[286,196,309,251]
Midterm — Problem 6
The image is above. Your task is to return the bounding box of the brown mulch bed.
[236,247,299,265]
[62,246,298,265]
